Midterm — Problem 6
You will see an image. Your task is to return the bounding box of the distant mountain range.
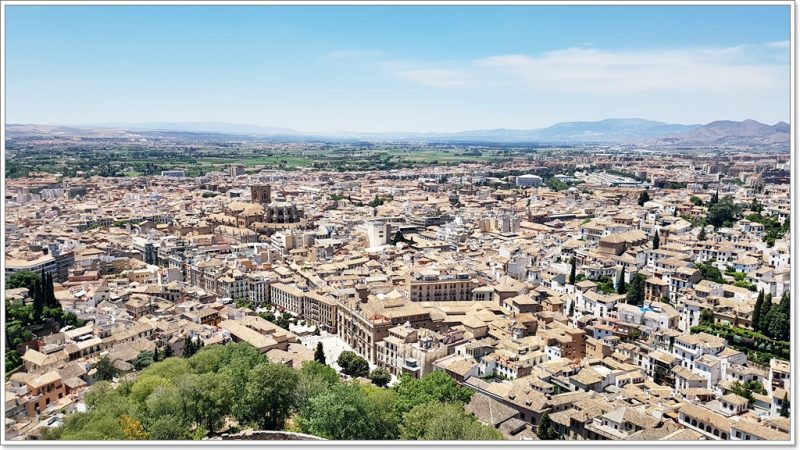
[5,118,789,147]
[652,119,789,147]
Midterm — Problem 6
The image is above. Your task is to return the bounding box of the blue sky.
[5,5,791,132]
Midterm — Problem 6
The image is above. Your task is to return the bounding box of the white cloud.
[377,43,788,94]
[381,62,482,88]
[767,40,790,48]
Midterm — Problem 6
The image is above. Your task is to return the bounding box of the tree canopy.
[337,351,370,378]
[43,343,501,442]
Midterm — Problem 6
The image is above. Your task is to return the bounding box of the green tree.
[758,294,773,334]
[178,371,232,435]
[706,195,741,228]
[546,177,569,192]
[94,356,120,381]
[183,335,202,358]
[393,371,473,416]
[6,271,40,290]
[362,385,401,439]
[133,350,155,371]
[689,196,704,206]
[240,363,299,430]
[637,190,650,206]
[616,266,626,295]
[699,308,715,326]
[696,262,724,283]
[337,351,369,378]
[777,292,791,340]
[369,368,392,387]
[129,374,170,404]
[750,197,763,213]
[730,381,755,405]
[296,361,340,415]
[299,382,388,440]
[45,272,58,308]
[6,320,33,349]
[652,232,660,249]
[314,342,326,364]
[401,401,503,440]
[752,291,764,332]
[698,227,707,241]
[568,257,576,285]
[369,196,386,208]
[765,302,788,340]
[142,385,194,439]
[780,393,790,418]
[536,412,559,440]
[32,278,44,323]
[5,350,22,371]
[626,273,646,307]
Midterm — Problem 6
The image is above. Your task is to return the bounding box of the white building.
[516,174,543,187]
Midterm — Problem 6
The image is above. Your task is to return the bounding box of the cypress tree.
[617,266,626,295]
[46,273,58,308]
[626,273,646,307]
[698,227,707,241]
[536,413,559,440]
[780,393,790,418]
[183,335,196,358]
[652,232,660,250]
[779,292,790,315]
[314,342,326,364]
[637,190,650,207]
[752,291,764,332]
[32,279,44,322]
[777,292,790,341]
[569,257,577,285]
[758,294,773,334]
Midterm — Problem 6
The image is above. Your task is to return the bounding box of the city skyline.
[5,4,792,132]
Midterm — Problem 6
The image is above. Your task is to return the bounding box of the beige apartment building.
[337,296,435,364]
[406,271,478,302]
[270,283,338,331]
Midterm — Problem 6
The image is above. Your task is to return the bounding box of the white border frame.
[0,1,795,448]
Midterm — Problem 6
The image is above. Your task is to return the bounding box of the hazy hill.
[6,118,788,146]
[654,119,790,146]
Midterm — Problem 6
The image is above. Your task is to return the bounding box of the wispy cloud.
[358,42,788,93]
[767,40,790,48]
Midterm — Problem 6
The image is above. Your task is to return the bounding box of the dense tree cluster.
[706,195,742,228]
[637,190,650,207]
[182,335,205,358]
[336,351,370,378]
[5,271,85,371]
[42,343,502,441]
[625,273,646,307]
[729,380,767,405]
[745,213,790,247]
[546,177,569,192]
[752,291,790,341]
[695,262,724,283]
